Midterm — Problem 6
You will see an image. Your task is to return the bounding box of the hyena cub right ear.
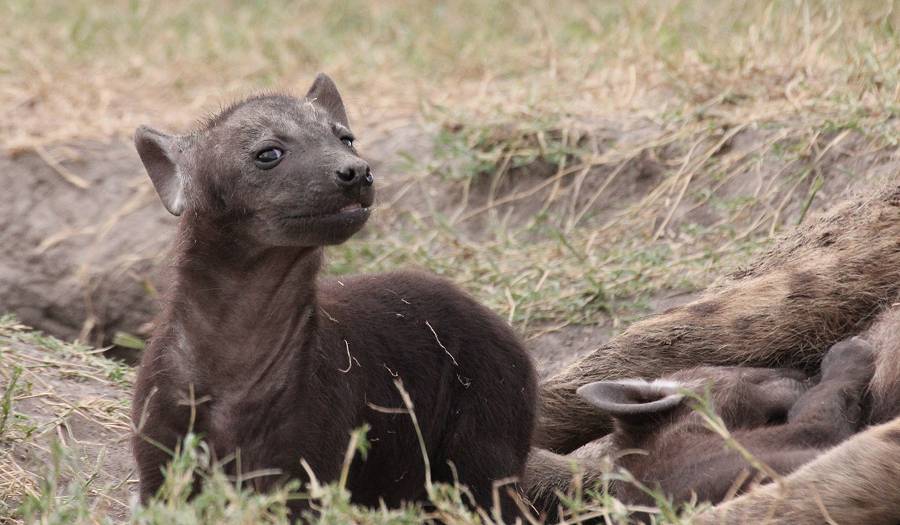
[577,379,686,427]
[134,126,191,216]
[304,73,349,128]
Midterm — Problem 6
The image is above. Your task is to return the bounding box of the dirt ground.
[0,318,134,521]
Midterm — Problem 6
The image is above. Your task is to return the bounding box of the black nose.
[335,160,374,188]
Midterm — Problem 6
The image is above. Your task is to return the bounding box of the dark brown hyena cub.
[526,336,875,520]
[131,73,537,519]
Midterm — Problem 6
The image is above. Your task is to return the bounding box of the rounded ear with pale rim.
[134,125,188,216]
[577,379,686,426]
[304,73,349,128]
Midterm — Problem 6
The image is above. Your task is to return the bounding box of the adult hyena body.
[535,184,900,523]
[864,303,900,424]
[539,185,900,452]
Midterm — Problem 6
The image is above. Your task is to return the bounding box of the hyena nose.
[335,160,374,188]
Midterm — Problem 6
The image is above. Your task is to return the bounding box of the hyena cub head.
[134,74,374,247]
[577,366,810,446]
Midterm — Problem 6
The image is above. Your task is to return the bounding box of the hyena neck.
[165,217,324,393]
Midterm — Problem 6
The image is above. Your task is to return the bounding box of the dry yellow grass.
[2,1,896,146]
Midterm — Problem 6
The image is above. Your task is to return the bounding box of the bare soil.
[0,144,172,347]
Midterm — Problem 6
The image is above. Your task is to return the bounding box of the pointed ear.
[577,379,685,426]
[134,126,188,216]
[304,73,349,127]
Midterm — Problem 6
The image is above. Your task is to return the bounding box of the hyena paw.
[821,336,876,384]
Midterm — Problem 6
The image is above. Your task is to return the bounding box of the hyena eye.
[340,136,354,148]
[255,147,284,169]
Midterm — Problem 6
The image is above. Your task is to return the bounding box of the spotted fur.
[538,184,900,452]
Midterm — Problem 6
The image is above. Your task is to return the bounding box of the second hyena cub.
[526,336,875,519]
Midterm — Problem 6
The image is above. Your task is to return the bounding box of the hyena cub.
[131,74,537,520]
[526,336,875,520]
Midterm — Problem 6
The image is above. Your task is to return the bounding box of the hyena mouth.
[286,204,371,221]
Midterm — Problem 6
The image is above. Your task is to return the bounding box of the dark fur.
[131,74,537,519]
[696,416,900,525]
[526,337,874,521]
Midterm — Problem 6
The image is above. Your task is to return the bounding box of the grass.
[1,0,899,523]
[3,1,898,333]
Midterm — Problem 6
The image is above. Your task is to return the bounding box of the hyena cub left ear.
[577,379,686,427]
[134,126,191,216]
[304,73,349,128]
